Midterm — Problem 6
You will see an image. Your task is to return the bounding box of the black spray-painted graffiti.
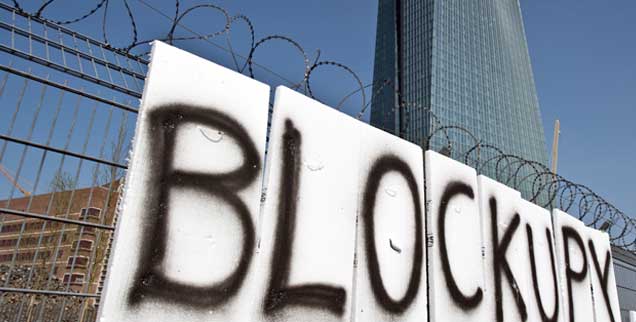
[588,241,617,322]
[266,119,424,316]
[488,198,527,322]
[122,105,618,322]
[437,181,618,322]
[560,226,618,322]
[437,181,483,310]
[562,226,588,322]
[127,110,425,317]
[361,154,423,313]
[128,104,259,308]
[526,225,560,322]
[264,120,346,315]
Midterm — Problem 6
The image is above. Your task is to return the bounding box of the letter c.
[437,181,483,310]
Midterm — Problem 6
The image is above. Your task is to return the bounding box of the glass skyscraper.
[371,0,549,185]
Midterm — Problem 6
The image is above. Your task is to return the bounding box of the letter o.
[361,155,423,313]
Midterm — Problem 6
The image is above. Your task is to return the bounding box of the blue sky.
[1,0,634,215]
[522,0,636,214]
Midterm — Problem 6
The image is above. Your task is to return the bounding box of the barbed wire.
[425,111,636,251]
[12,0,635,253]
[364,78,636,252]
[17,0,369,111]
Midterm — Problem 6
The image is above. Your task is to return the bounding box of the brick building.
[0,182,119,321]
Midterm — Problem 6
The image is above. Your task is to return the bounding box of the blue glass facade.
[371,0,549,185]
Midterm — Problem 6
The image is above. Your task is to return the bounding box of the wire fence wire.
[0,1,633,322]
[0,1,141,321]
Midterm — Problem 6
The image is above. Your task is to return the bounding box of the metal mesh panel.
[0,3,143,321]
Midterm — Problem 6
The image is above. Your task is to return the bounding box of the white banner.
[425,151,489,322]
[553,209,595,322]
[588,221,622,322]
[519,199,563,322]
[99,41,270,322]
[256,86,360,322]
[98,42,621,322]
[354,108,427,322]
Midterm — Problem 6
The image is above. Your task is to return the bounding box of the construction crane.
[0,164,31,197]
[551,119,560,174]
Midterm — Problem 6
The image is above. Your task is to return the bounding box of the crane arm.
[0,164,31,197]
